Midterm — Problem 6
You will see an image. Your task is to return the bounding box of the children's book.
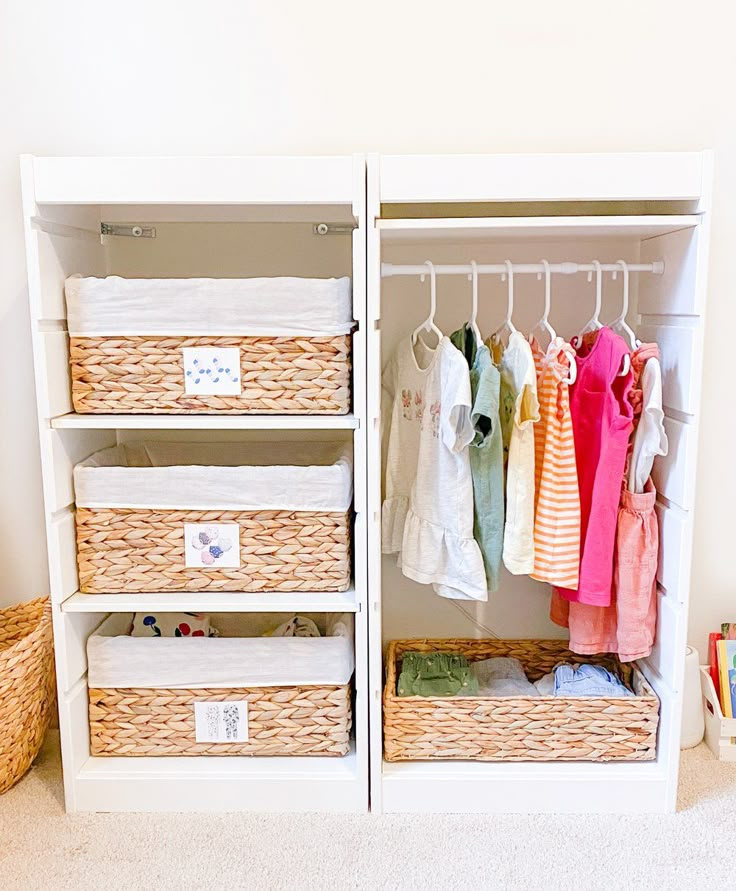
[721,623,736,640]
[709,632,722,701]
[717,639,736,718]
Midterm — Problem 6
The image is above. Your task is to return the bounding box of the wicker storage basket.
[74,442,352,594]
[66,276,353,414]
[90,684,352,757]
[384,639,659,762]
[0,598,55,793]
[88,613,353,757]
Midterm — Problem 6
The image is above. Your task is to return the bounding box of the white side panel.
[637,324,697,416]
[638,665,680,811]
[366,155,385,813]
[33,156,356,206]
[37,230,105,319]
[37,331,71,418]
[655,503,691,603]
[57,612,105,693]
[50,429,115,513]
[56,676,91,810]
[648,591,681,688]
[379,152,706,204]
[349,154,369,813]
[47,510,79,602]
[652,418,696,511]
[638,227,702,317]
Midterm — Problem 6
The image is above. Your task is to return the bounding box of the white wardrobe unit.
[21,155,369,813]
[367,152,712,813]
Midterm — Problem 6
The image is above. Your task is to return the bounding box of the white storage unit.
[22,151,713,816]
[21,155,369,812]
[366,152,713,814]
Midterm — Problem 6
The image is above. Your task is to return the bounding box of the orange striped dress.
[529,336,581,587]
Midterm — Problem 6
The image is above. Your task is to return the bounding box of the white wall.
[1,0,733,654]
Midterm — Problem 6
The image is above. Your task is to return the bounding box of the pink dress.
[555,327,633,607]
[551,343,660,661]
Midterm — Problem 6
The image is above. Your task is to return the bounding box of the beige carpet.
[1,733,734,890]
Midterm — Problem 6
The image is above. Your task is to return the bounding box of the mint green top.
[450,325,504,592]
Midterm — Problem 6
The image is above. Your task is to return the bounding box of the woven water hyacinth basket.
[0,597,55,793]
[76,507,351,593]
[69,334,352,414]
[89,684,352,757]
[383,639,659,762]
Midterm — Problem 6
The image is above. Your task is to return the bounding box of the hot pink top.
[556,327,633,606]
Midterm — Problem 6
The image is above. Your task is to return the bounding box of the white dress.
[498,331,540,575]
[382,336,488,601]
[628,357,668,494]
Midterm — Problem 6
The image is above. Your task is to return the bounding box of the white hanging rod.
[381,260,664,277]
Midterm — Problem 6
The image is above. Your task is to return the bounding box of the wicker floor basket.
[0,598,55,793]
[76,507,351,593]
[384,639,659,763]
[70,334,351,414]
[89,684,352,757]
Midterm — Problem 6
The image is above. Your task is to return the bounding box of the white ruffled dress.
[381,336,488,601]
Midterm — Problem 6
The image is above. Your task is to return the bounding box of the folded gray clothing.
[470,657,539,697]
[534,672,556,696]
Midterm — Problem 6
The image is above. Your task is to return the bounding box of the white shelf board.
[74,745,363,813]
[381,758,669,814]
[51,413,359,430]
[31,155,357,206]
[377,215,701,243]
[61,587,359,613]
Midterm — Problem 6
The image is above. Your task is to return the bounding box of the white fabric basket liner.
[65,275,354,337]
[74,441,353,511]
[87,613,355,689]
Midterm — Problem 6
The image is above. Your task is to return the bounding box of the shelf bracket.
[101,223,156,239]
[313,223,356,236]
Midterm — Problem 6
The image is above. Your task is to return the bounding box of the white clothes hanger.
[530,258,556,346]
[572,259,628,376]
[576,259,604,342]
[411,260,442,347]
[491,259,518,344]
[530,259,577,385]
[611,260,640,349]
[467,260,483,347]
[609,260,634,377]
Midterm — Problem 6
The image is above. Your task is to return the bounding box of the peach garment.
[528,336,581,588]
[550,477,659,661]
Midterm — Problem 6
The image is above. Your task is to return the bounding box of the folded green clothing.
[397,651,479,697]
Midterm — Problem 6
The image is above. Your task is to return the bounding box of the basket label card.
[182,347,241,396]
[194,701,249,743]
[184,523,241,568]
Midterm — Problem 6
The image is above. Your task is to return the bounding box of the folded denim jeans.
[553,663,633,697]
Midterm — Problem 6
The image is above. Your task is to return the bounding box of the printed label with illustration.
[194,701,249,743]
[182,347,241,396]
[184,523,241,568]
